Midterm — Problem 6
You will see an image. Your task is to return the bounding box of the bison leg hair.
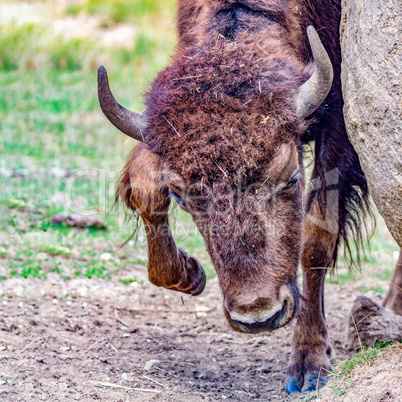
[344,295,402,351]
[119,143,206,296]
[286,201,337,394]
[383,249,402,316]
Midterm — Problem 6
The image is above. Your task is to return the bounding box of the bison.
[97,0,402,394]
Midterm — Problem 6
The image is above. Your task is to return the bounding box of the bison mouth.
[223,282,300,334]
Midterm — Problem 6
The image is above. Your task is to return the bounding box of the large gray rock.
[340,0,402,247]
[344,296,402,351]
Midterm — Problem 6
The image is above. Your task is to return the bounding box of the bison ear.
[296,26,334,119]
[97,66,147,142]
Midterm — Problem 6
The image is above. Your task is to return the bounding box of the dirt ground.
[0,265,394,401]
[318,343,402,402]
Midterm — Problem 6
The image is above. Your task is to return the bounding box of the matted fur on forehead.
[144,34,309,187]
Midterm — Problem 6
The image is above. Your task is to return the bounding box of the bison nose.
[225,284,297,333]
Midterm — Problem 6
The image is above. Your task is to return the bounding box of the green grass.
[331,346,383,378]
[357,285,386,294]
[0,2,212,280]
[330,341,399,378]
[327,342,401,398]
[66,0,173,24]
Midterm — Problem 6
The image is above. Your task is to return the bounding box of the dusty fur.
[115,0,375,392]
[121,0,372,270]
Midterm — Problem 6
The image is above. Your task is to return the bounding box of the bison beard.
[98,0,375,395]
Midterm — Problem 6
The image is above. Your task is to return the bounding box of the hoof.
[285,376,301,394]
[190,267,206,296]
[301,372,329,392]
[286,372,329,394]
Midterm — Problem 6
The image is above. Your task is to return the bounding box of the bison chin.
[223,281,300,334]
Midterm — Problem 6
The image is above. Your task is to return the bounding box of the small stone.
[0,346,6,351]
[52,299,58,304]
[144,359,161,371]
[51,213,107,230]
[82,302,88,308]
[100,253,112,261]
[122,333,130,338]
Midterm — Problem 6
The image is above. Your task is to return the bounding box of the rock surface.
[340,0,402,247]
[343,296,402,351]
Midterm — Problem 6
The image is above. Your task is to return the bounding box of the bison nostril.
[232,298,294,333]
[225,283,298,333]
[275,299,288,327]
[230,299,290,333]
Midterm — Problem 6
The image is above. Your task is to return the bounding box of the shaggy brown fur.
[117,0,375,394]
[118,144,206,295]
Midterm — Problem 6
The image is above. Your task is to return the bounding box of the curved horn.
[97,66,147,141]
[296,26,334,119]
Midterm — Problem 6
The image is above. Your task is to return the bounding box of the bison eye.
[169,189,186,206]
[283,172,301,190]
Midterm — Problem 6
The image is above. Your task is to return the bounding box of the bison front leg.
[120,143,206,296]
[286,202,336,394]
[383,249,402,315]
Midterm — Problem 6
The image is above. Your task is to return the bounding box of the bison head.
[98,27,333,333]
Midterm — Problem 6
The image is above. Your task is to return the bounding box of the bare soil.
[0,267,393,401]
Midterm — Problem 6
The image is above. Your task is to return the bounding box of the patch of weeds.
[40,245,71,257]
[74,262,115,280]
[0,23,42,70]
[8,209,45,234]
[331,342,398,379]
[7,198,31,211]
[358,285,386,294]
[328,342,401,399]
[326,271,359,286]
[82,0,172,23]
[372,269,394,282]
[332,384,346,396]
[59,295,67,301]
[83,266,111,279]
[333,347,381,377]
[298,393,321,401]
[0,23,97,71]
[0,248,7,258]
[11,263,46,279]
[118,277,137,286]
[128,257,148,266]
[65,4,83,16]
[50,38,92,71]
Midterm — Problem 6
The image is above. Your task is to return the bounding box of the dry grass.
[317,343,402,401]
